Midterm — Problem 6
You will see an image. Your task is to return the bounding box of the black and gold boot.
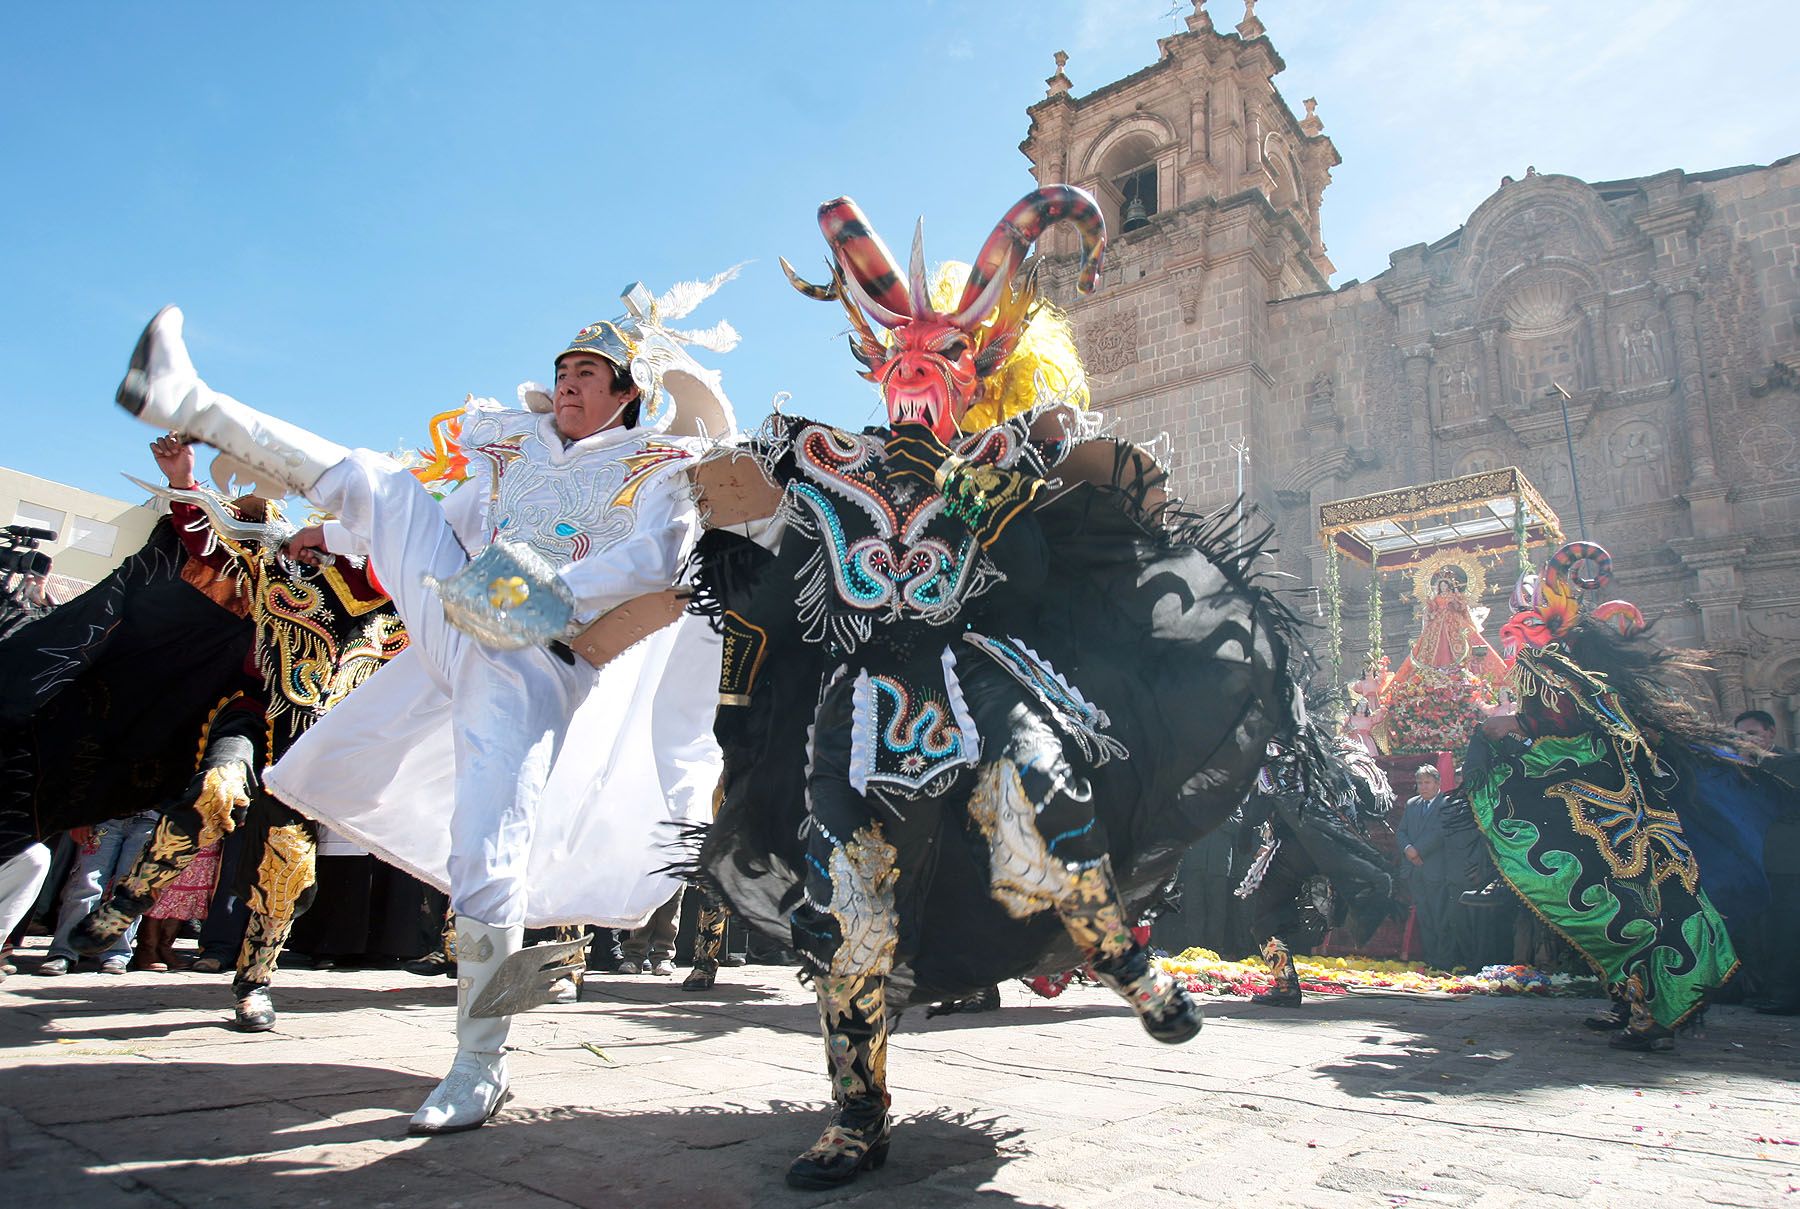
[1584,989,1630,1032]
[231,910,297,1032]
[787,974,892,1190]
[1608,975,1674,1052]
[1059,862,1202,1044]
[1250,938,1303,1007]
[407,908,458,976]
[683,891,728,992]
[229,818,317,1033]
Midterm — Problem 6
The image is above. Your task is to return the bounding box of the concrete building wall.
[0,465,160,595]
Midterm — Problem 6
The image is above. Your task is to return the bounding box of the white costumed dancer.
[113,279,737,1135]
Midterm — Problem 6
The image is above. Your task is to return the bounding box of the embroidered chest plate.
[464,411,690,569]
[788,425,999,650]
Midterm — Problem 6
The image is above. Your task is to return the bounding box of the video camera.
[0,522,57,608]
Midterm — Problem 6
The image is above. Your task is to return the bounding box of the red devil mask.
[1499,541,1646,661]
[783,187,1106,440]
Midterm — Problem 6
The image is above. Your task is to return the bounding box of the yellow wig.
[923,261,1090,430]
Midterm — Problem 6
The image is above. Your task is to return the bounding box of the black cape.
[0,518,253,859]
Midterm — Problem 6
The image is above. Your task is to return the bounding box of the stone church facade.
[1025,0,1800,738]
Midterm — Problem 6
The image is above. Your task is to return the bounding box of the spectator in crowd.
[1441,779,1515,971]
[620,885,684,976]
[1737,709,1799,1016]
[587,926,627,973]
[34,812,159,976]
[1396,766,1457,970]
[1153,815,1245,958]
[135,839,221,971]
[189,825,252,974]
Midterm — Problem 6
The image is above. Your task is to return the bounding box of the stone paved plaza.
[2,941,1796,1208]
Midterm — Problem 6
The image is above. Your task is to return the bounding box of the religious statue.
[1386,565,1508,692]
[1341,654,1391,756]
[1375,560,1505,754]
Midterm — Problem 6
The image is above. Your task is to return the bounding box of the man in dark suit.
[1396,766,1457,970]
[1737,710,1800,1015]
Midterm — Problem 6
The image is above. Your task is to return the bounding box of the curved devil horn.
[817,197,915,328]
[908,218,933,319]
[779,256,837,301]
[1547,540,1613,593]
[1590,599,1647,637]
[1509,573,1538,613]
[123,473,270,546]
[1533,539,1611,638]
[949,185,1106,330]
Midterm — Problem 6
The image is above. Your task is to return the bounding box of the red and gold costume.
[74,489,405,1030]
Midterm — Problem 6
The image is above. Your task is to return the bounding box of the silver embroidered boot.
[408,915,522,1135]
[115,306,349,495]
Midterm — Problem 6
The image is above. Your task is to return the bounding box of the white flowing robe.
[263,403,722,929]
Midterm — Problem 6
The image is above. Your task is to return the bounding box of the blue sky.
[4,1,1796,499]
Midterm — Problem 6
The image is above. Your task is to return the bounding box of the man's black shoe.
[1460,882,1508,908]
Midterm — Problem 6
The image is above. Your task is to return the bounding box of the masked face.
[1499,610,1555,661]
[875,318,979,440]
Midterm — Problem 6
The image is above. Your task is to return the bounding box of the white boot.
[115,306,348,495]
[0,845,53,971]
[408,915,522,1135]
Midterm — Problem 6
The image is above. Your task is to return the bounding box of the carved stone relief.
[1616,315,1666,384]
[1533,452,1582,508]
[1492,270,1594,405]
[1306,370,1335,420]
[1506,326,1587,406]
[1175,267,1207,324]
[1436,361,1480,422]
[1453,447,1505,477]
[1607,419,1669,504]
[1736,421,1800,482]
[1084,310,1139,374]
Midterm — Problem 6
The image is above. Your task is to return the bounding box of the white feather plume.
[666,318,741,354]
[656,262,748,322]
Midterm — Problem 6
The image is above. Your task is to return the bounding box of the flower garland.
[1368,571,1384,664]
[1324,544,1344,714]
[1156,948,1598,999]
[1514,490,1531,577]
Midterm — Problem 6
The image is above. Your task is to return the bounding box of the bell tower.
[1023,0,1340,507]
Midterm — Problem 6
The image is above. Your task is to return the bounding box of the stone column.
[1579,297,1612,390]
[1478,320,1507,413]
[1710,640,1751,718]
[1400,346,1431,481]
[1661,283,1718,482]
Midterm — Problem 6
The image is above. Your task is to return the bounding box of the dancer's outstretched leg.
[0,844,53,976]
[964,732,1202,1044]
[787,972,892,1189]
[785,814,896,1188]
[408,915,524,1134]
[1250,937,1302,1007]
[116,307,346,495]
